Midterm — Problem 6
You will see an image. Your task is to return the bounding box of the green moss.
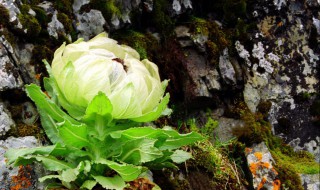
[0,28,16,47]
[189,17,231,65]
[20,4,31,14]
[53,0,73,14]
[189,140,246,189]
[90,0,121,21]
[32,6,50,27]
[31,45,53,64]
[57,12,74,34]
[0,4,10,27]
[18,14,41,37]
[152,0,175,36]
[112,30,159,60]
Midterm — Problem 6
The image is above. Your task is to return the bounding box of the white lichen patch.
[304,76,318,93]
[284,98,296,110]
[235,41,251,66]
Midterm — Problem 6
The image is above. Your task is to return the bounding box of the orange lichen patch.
[249,162,259,175]
[10,165,33,190]
[245,148,253,154]
[261,162,271,169]
[254,152,263,161]
[249,161,272,175]
[257,177,267,190]
[272,179,281,190]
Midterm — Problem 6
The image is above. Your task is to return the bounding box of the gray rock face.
[47,11,66,39]
[183,49,221,104]
[214,117,244,142]
[0,37,23,91]
[300,174,320,190]
[219,48,236,85]
[0,136,40,189]
[0,102,14,137]
[235,0,320,151]
[75,9,106,41]
[0,0,22,29]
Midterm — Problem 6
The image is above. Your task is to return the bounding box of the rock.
[245,142,281,190]
[214,117,245,142]
[0,0,22,29]
[37,1,55,15]
[143,0,153,12]
[219,48,236,85]
[183,49,221,104]
[47,11,65,39]
[288,137,320,163]
[75,9,106,41]
[243,83,261,113]
[0,136,41,189]
[0,37,23,91]
[21,102,39,126]
[171,0,192,15]
[0,102,14,137]
[72,0,90,13]
[174,25,191,38]
[300,174,320,190]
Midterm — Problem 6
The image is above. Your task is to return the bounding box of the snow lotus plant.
[5,33,203,190]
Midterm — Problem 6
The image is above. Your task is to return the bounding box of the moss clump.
[0,4,10,27]
[112,30,159,60]
[90,0,121,22]
[20,4,31,14]
[53,0,73,14]
[151,0,175,36]
[189,17,231,65]
[18,14,41,37]
[32,6,50,27]
[0,28,16,47]
[57,12,74,34]
[189,140,246,189]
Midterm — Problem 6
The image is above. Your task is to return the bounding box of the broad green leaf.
[95,158,143,181]
[93,175,126,190]
[5,145,57,164]
[25,84,80,125]
[44,183,66,190]
[81,180,97,190]
[82,92,113,140]
[83,92,113,119]
[116,138,163,165]
[170,150,192,164]
[61,161,85,182]
[58,121,90,148]
[160,130,204,150]
[38,109,62,144]
[131,93,170,122]
[14,155,74,171]
[39,175,62,182]
[43,77,59,105]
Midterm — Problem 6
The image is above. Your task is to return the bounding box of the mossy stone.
[18,14,41,37]
[0,4,10,27]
